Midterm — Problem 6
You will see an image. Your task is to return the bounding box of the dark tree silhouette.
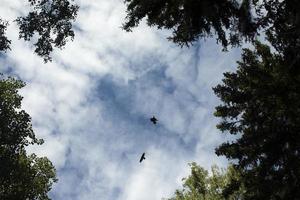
[0,75,57,199]
[0,19,10,52]
[16,0,79,62]
[123,0,300,52]
[213,42,300,199]
[262,0,300,73]
[0,0,79,62]
[123,0,256,48]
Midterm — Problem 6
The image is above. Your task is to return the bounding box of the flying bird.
[150,116,158,124]
[139,153,146,163]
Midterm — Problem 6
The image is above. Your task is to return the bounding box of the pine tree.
[213,42,300,199]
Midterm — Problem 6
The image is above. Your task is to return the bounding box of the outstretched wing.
[150,116,158,124]
[139,153,145,162]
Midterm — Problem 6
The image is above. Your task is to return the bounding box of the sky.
[0,0,243,199]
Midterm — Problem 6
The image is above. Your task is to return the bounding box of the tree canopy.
[123,0,300,52]
[0,75,57,199]
[164,162,244,200]
[213,42,300,199]
[0,19,10,52]
[0,0,79,62]
[123,0,254,48]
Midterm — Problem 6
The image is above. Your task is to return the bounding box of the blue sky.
[0,0,243,199]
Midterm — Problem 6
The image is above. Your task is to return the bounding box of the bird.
[139,152,146,163]
[150,116,158,124]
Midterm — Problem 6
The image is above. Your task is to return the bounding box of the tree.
[262,0,300,73]
[213,42,300,199]
[123,0,255,48]
[163,162,244,200]
[123,0,300,52]
[0,75,57,199]
[0,0,79,62]
[0,19,11,52]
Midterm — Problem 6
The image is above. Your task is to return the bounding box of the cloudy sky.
[0,0,243,199]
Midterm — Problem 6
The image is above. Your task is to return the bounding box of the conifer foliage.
[213,42,300,199]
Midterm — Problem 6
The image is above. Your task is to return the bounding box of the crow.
[139,153,146,163]
[150,116,158,124]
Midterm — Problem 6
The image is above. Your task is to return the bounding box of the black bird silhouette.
[150,116,158,124]
[139,153,146,163]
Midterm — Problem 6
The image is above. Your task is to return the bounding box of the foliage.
[164,162,244,200]
[123,0,300,51]
[0,149,57,200]
[123,0,255,48]
[0,19,11,52]
[0,0,79,62]
[0,75,57,200]
[213,42,300,199]
[262,0,300,72]
[16,0,79,62]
